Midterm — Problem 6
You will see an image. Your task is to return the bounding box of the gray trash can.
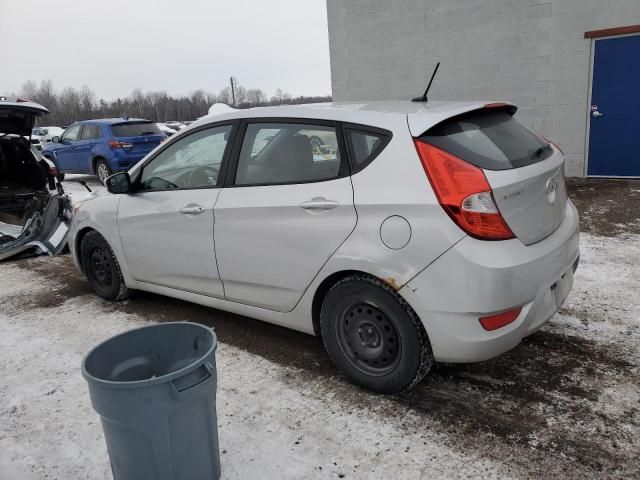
[82,322,221,480]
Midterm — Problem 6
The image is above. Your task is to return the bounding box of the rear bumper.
[400,200,580,363]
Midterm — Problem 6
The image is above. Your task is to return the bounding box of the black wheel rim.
[89,246,113,288]
[337,302,401,376]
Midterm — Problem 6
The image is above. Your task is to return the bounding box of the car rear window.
[420,109,552,170]
[111,122,161,138]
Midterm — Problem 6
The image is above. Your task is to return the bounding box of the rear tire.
[80,231,129,301]
[95,159,112,185]
[320,275,433,394]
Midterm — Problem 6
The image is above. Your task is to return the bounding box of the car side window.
[235,123,342,186]
[345,128,391,171]
[62,124,81,142]
[80,125,100,140]
[139,125,232,191]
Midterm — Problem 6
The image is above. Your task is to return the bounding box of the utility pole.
[230,76,237,106]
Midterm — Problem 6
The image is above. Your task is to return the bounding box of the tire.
[95,159,112,185]
[320,275,433,394]
[80,231,129,301]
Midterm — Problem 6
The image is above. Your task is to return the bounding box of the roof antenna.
[412,62,440,103]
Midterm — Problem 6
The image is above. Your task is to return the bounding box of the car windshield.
[111,122,161,138]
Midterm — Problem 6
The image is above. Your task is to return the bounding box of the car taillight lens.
[48,165,58,176]
[414,139,515,240]
[108,140,133,149]
[479,307,522,331]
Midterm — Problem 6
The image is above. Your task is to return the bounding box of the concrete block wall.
[327,0,640,177]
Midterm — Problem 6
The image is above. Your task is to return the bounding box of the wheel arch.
[311,269,399,336]
[91,155,107,173]
[74,226,99,272]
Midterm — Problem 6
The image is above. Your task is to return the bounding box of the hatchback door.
[110,121,165,163]
[417,107,567,245]
[214,120,356,312]
[117,124,234,296]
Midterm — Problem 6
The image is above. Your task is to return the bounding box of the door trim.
[584,32,640,178]
[585,24,640,39]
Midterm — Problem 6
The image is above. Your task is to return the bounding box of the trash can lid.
[82,322,217,389]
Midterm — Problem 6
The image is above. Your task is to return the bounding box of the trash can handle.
[170,362,214,397]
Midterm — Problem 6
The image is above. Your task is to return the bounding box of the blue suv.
[42,118,166,183]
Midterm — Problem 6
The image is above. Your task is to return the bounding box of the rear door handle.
[299,198,340,212]
[179,204,205,215]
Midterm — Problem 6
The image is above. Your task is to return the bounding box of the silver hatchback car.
[70,101,579,393]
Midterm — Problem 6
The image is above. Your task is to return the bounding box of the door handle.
[299,198,340,212]
[179,205,205,215]
[592,110,604,118]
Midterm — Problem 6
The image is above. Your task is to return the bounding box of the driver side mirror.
[106,171,131,194]
[51,136,60,143]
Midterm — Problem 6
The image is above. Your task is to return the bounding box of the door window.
[140,125,232,191]
[61,124,81,142]
[235,123,342,185]
[80,125,102,140]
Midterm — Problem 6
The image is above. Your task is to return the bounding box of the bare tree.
[246,88,267,105]
[14,80,331,125]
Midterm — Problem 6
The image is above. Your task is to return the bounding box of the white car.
[156,123,178,136]
[32,126,64,145]
[69,101,579,393]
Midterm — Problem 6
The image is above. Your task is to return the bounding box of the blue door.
[55,124,82,172]
[588,34,640,176]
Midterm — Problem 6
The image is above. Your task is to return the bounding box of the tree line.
[17,80,332,127]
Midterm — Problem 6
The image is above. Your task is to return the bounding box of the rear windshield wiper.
[533,143,552,158]
[141,131,157,136]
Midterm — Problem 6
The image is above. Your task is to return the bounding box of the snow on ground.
[1,196,639,478]
[0,267,512,480]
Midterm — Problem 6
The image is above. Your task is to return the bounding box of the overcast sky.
[0,0,331,100]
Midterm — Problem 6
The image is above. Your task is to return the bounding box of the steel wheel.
[337,302,401,376]
[89,246,113,288]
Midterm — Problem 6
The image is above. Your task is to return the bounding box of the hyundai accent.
[69,101,580,393]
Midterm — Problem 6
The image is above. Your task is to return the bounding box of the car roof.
[191,100,516,136]
[76,118,151,125]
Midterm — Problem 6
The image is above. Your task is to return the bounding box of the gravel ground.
[0,177,638,479]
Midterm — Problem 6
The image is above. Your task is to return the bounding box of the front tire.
[320,275,433,394]
[80,231,129,301]
[95,159,112,185]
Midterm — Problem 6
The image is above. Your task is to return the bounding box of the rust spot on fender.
[385,277,401,291]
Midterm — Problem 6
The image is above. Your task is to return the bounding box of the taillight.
[108,140,133,149]
[48,165,58,176]
[479,307,522,331]
[414,140,514,240]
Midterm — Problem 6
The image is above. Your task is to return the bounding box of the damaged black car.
[0,98,72,260]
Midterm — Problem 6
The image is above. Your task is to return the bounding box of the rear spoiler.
[407,101,517,137]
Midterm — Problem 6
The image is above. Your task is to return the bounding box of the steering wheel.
[186,165,219,187]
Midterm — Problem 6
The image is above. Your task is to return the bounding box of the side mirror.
[51,136,60,143]
[106,171,131,194]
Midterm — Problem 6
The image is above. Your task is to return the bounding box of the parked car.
[42,118,166,183]
[164,121,186,131]
[156,123,178,136]
[33,126,64,145]
[0,98,72,260]
[69,101,580,393]
[25,135,42,151]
